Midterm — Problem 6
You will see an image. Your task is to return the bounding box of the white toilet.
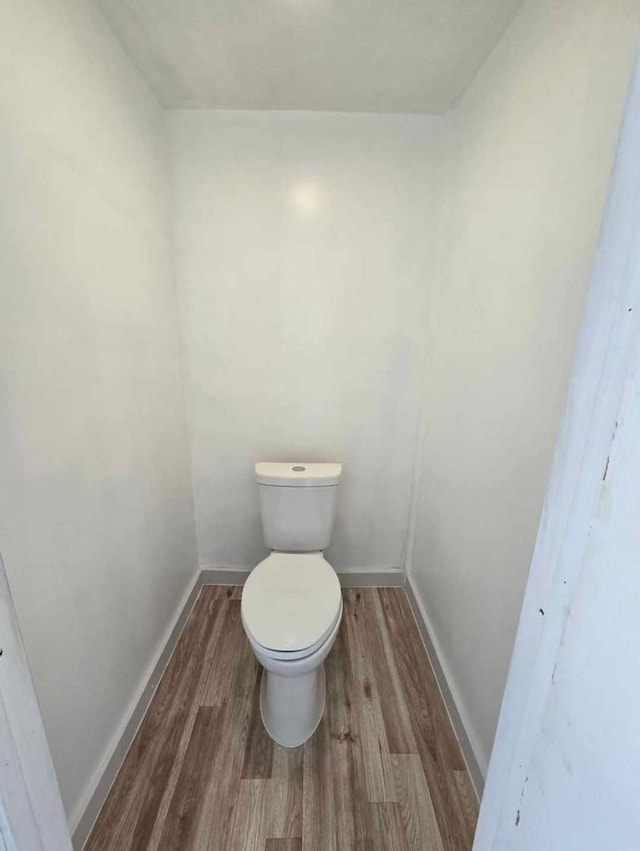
[241,461,343,748]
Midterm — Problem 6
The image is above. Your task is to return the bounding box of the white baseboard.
[200,564,405,588]
[71,569,203,850]
[336,568,404,587]
[200,566,251,585]
[404,576,486,799]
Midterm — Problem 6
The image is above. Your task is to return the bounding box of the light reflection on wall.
[287,180,328,217]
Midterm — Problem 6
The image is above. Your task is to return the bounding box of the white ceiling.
[96,0,524,114]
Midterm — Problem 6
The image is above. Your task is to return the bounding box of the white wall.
[0,0,197,826]
[170,110,444,571]
[408,0,640,776]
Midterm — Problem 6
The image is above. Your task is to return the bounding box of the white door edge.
[0,552,73,851]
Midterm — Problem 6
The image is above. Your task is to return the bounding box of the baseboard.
[336,568,404,587]
[200,566,251,585]
[200,565,405,588]
[404,576,486,799]
[71,569,203,850]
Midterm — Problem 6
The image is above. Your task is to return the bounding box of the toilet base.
[260,663,326,748]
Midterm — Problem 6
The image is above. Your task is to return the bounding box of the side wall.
[0,0,197,826]
[170,110,444,573]
[408,0,640,776]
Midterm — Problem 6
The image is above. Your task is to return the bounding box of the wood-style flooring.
[86,586,478,851]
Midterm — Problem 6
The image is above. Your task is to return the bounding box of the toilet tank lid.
[255,461,342,487]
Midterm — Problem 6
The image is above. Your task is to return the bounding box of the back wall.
[170,110,444,571]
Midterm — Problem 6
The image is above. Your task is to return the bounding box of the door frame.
[473,48,640,849]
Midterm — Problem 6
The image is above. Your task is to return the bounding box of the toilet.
[241,461,343,748]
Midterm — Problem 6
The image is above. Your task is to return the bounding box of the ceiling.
[96,0,524,114]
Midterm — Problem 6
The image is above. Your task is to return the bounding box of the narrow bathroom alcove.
[1,1,639,851]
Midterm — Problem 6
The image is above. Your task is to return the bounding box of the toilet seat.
[241,552,341,656]
[244,602,343,661]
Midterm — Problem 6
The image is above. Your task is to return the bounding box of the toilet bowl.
[241,461,343,747]
[242,551,342,747]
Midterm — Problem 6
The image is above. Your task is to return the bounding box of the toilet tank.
[255,462,342,552]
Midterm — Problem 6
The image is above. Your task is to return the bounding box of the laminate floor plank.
[271,742,303,781]
[229,779,269,851]
[266,840,303,851]
[146,596,232,850]
[85,589,221,851]
[85,586,478,851]
[156,705,223,850]
[378,588,475,851]
[200,597,245,707]
[231,776,301,848]
[194,639,260,851]
[453,770,480,836]
[242,672,274,779]
[302,715,337,851]
[392,754,445,851]
[326,623,371,849]
[369,803,409,851]
[362,589,418,755]
[343,590,398,804]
